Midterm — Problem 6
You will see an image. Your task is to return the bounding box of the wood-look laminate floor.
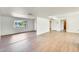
[0,32,36,52]
[0,31,79,52]
[35,31,79,52]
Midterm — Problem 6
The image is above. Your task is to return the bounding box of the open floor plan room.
[0,7,79,52]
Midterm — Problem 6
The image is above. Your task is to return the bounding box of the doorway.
[50,19,67,32]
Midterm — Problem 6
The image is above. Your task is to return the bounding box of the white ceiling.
[0,7,35,16]
[0,7,79,18]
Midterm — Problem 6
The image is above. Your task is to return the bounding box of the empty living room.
[36,7,79,52]
[0,7,37,52]
[0,7,79,52]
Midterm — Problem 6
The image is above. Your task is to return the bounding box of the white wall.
[66,14,79,33]
[0,16,35,36]
[34,19,37,30]
[0,18,1,36]
[37,17,49,35]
